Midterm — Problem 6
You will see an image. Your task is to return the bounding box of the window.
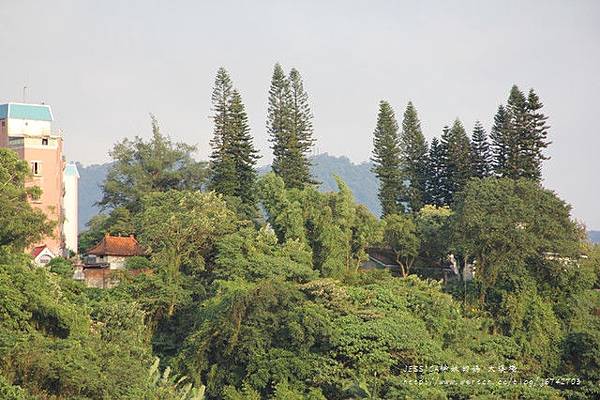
[85,255,97,264]
[42,138,49,146]
[31,161,42,176]
[39,255,52,264]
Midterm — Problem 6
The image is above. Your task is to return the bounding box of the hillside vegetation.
[2,66,599,399]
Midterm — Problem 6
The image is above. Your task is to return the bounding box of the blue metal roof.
[0,103,53,121]
[64,163,80,178]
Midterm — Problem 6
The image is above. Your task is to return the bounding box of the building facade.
[63,163,79,253]
[0,102,78,256]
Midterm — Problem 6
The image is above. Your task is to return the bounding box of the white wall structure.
[63,162,79,254]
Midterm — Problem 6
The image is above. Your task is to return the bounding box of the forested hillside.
[2,66,599,399]
[78,157,596,241]
[78,154,379,230]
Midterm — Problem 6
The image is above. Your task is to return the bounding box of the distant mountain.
[76,162,112,230]
[74,158,600,240]
[309,153,380,216]
[76,154,380,230]
[589,231,600,244]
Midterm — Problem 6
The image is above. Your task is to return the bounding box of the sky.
[1,0,599,228]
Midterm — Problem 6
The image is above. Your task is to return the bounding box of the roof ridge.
[87,234,144,257]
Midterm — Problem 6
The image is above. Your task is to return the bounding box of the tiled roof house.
[87,234,144,258]
[80,234,146,289]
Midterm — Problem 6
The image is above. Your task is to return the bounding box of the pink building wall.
[19,142,65,255]
[0,103,65,256]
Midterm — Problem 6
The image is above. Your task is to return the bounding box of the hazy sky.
[1,1,599,228]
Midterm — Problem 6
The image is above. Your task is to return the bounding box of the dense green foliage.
[99,116,207,212]
[383,213,419,277]
[0,149,53,253]
[175,275,569,400]
[0,259,206,399]
[449,178,600,399]
[258,173,381,278]
[2,72,598,399]
[78,153,383,228]
[75,156,600,244]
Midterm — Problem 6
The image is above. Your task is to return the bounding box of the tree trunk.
[396,253,407,277]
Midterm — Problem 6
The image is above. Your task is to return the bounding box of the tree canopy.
[0,149,53,253]
[1,72,596,400]
[99,116,207,212]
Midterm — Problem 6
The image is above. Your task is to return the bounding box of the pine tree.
[524,88,550,181]
[228,90,260,215]
[436,125,452,205]
[208,68,259,216]
[399,101,429,212]
[441,119,472,205]
[489,105,510,176]
[208,67,236,195]
[371,101,403,216]
[288,68,316,168]
[490,85,551,182]
[505,85,529,179]
[470,120,492,178]
[268,64,315,189]
[425,137,446,207]
[268,63,291,183]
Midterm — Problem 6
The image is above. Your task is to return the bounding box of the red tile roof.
[31,245,48,258]
[87,234,144,257]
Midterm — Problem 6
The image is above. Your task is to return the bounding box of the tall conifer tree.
[399,101,429,212]
[470,120,492,178]
[425,137,446,207]
[208,67,236,195]
[504,85,529,179]
[268,64,291,184]
[288,68,315,166]
[524,88,550,181]
[436,125,452,206]
[228,90,260,215]
[268,64,315,189]
[371,101,403,216]
[208,68,259,216]
[490,105,510,176]
[441,119,472,205]
[490,85,550,181]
